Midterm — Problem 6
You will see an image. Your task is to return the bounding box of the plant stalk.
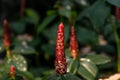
[6,47,10,58]
[110,15,120,73]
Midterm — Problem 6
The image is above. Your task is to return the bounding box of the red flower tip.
[10,65,15,77]
[70,26,79,59]
[58,22,64,28]
[55,22,67,75]
[115,7,120,20]
[3,19,11,48]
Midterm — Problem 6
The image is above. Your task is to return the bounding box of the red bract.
[115,7,120,20]
[3,19,11,48]
[55,22,67,75]
[10,66,15,77]
[70,26,78,59]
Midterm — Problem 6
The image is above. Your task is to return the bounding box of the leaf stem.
[110,15,120,73]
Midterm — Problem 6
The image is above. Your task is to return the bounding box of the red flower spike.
[3,19,11,48]
[10,66,15,78]
[70,26,79,59]
[55,22,67,75]
[115,7,120,20]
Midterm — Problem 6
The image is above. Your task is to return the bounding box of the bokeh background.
[0,0,120,79]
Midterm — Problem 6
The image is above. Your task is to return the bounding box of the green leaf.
[12,44,36,54]
[43,23,70,44]
[58,75,66,80]
[0,75,9,80]
[74,0,89,6]
[35,77,42,80]
[25,9,39,24]
[85,54,111,65]
[18,71,34,80]
[58,7,72,20]
[103,24,113,36]
[42,23,58,44]
[0,64,8,77]
[37,15,57,34]
[65,49,71,58]
[76,27,98,45]
[46,73,81,80]
[77,0,111,28]
[64,73,81,80]
[95,45,115,54]
[9,20,26,34]
[67,59,79,74]
[0,25,3,37]
[0,40,5,53]
[107,0,120,7]
[46,74,57,80]
[78,58,98,80]
[5,54,27,71]
[41,44,55,56]
[47,10,56,16]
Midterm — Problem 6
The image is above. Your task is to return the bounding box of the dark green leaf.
[0,25,3,37]
[35,77,42,80]
[37,15,57,34]
[77,0,111,28]
[46,74,57,80]
[18,71,34,80]
[46,73,81,80]
[103,24,113,36]
[78,58,98,80]
[76,27,98,44]
[64,73,81,80]
[47,10,56,16]
[5,54,27,71]
[42,23,58,43]
[58,7,72,20]
[107,0,120,7]
[42,23,69,44]
[67,59,79,74]
[65,49,71,58]
[0,40,5,53]
[25,9,39,24]
[95,45,115,54]
[74,0,89,6]
[85,54,111,65]
[9,21,26,34]
[41,44,55,56]
[0,74,9,80]
[12,44,36,54]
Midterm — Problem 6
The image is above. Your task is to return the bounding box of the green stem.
[110,15,120,73]
[6,47,11,58]
[11,76,15,80]
[35,51,40,66]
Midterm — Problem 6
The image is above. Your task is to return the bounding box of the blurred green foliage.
[0,0,120,79]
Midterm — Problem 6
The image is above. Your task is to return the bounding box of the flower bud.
[55,22,67,75]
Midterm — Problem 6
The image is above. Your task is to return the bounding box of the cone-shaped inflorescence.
[55,22,67,75]
[115,7,120,20]
[10,65,15,79]
[3,19,11,48]
[3,19,11,58]
[70,26,78,59]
